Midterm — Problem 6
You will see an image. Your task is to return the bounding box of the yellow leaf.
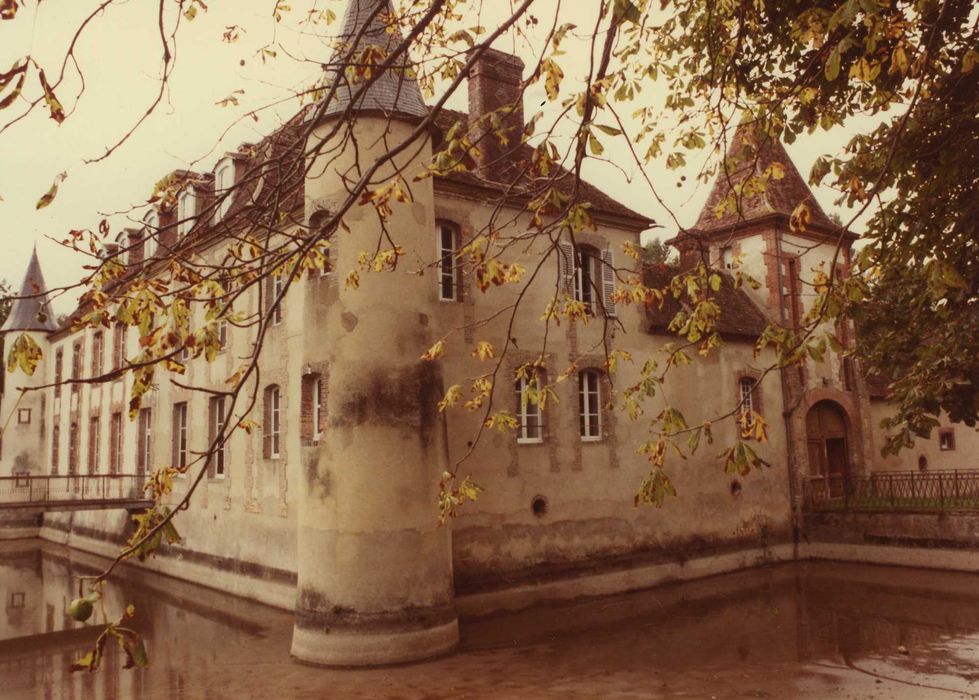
[471,341,494,361]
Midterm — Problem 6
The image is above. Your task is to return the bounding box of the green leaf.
[825,45,842,81]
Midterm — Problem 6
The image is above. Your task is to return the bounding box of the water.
[3,540,979,699]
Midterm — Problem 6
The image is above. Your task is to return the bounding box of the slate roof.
[692,122,837,235]
[318,0,427,121]
[642,263,769,339]
[2,247,57,333]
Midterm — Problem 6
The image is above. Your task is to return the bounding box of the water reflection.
[3,540,979,699]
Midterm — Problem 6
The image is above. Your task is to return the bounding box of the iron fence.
[0,473,147,507]
[805,470,979,512]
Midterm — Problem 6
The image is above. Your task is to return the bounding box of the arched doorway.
[806,400,850,498]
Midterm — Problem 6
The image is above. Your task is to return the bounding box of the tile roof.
[2,247,57,333]
[641,263,769,339]
[431,109,654,229]
[692,122,836,235]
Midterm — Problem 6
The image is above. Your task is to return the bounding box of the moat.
[2,540,979,699]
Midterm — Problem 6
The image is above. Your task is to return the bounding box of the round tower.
[1,247,57,475]
[290,0,458,666]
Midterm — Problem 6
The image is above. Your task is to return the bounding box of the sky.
[0,0,856,314]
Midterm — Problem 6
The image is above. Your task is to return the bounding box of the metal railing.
[0,473,148,508]
[805,470,979,512]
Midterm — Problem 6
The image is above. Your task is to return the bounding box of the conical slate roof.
[692,123,836,234]
[2,247,57,333]
[317,0,427,121]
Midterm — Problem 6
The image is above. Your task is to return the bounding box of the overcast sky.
[0,0,854,313]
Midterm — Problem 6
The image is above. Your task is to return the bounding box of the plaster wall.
[867,401,979,473]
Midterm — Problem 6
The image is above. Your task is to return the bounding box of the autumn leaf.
[6,332,43,375]
[37,68,65,123]
[471,341,495,361]
[0,0,18,21]
[36,171,67,209]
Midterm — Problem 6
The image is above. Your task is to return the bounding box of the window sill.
[580,436,603,443]
[517,438,544,445]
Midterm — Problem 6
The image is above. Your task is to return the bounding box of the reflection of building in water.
[2,0,978,669]
[5,546,979,698]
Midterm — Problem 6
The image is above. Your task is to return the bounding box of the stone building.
[1,0,976,668]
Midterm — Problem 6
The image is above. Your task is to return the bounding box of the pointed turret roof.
[317,0,427,121]
[2,247,57,333]
[691,123,837,235]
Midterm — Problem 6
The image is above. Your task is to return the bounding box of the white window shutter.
[601,246,617,317]
[557,242,575,295]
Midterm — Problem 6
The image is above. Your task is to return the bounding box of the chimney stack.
[124,228,144,269]
[467,47,525,181]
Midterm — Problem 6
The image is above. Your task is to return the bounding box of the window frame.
[209,396,227,478]
[54,348,64,398]
[437,222,462,302]
[172,402,189,470]
[112,324,127,371]
[88,416,101,474]
[213,158,235,223]
[109,412,123,475]
[516,375,544,444]
[738,376,760,430]
[939,428,956,452]
[144,209,159,260]
[269,274,284,326]
[137,408,152,475]
[17,408,31,425]
[91,330,104,377]
[51,425,60,474]
[265,385,282,459]
[578,369,603,441]
[177,187,196,237]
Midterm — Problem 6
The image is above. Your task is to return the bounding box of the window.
[264,385,281,458]
[578,370,602,440]
[71,341,83,393]
[516,376,543,443]
[208,396,227,478]
[172,402,189,469]
[939,429,955,452]
[112,324,127,370]
[180,321,193,362]
[144,210,159,260]
[270,274,284,325]
[7,592,25,610]
[177,188,196,236]
[786,257,801,328]
[573,245,599,307]
[68,422,80,474]
[51,425,60,474]
[214,159,234,223]
[109,413,123,474]
[137,408,152,475]
[301,374,323,445]
[17,408,31,424]
[437,223,461,301]
[54,349,63,398]
[217,320,228,350]
[738,376,760,430]
[721,246,734,270]
[91,331,104,377]
[559,242,616,317]
[88,416,101,474]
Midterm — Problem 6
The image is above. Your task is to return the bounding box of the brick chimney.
[467,47,525,181]
[124,228,144,269]
[670,232,707,271]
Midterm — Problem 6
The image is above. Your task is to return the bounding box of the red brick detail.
[467,48,525,181]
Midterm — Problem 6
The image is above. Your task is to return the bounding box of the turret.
[677,122,873,517]
[290,0,458,666]
[1,247,57,475]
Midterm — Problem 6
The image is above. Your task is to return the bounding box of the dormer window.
[144,210,159,260]
[177,188,196,237]
[213,158,235,223]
